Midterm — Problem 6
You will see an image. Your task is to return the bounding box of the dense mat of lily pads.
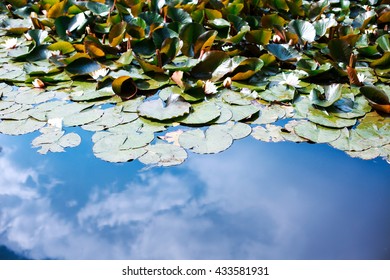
[0,0,389,166]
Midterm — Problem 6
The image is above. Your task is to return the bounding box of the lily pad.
[179,125,233,154]
[293,120,341,143]
[252,124,285,142]
[32,129,81,154]
[0,118,46,135]
[138,98,191,121]
[307,107,357,128]
[180,102,221,125]
[138,143,187,167]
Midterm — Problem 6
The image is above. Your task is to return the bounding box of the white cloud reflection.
[0,138,389,259]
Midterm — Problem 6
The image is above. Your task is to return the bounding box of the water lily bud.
[223,77,232,88]
[24,33,32,41]
[32,78,45,88]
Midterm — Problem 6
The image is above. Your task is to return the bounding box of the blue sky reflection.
[0,133,389,260]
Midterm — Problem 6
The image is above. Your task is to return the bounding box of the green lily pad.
[82,106,130,131]
[219,121,252,140]
[307,107,357,128]
[222,103,260,121]
[93,134,147,162]
[138,98,191,121]
[260,85,295,102]
[330,96,371,119]
[138,143,187,167]
[32,129,81,154]
[179,125,233,154]
[221,89,253,105]
[252,124,285,142]
[310,84,342,107]
[180,102,221,125]
[252,105,286,124]
[0,118,46,135]
[293,120,341,143]
[62,108,104,127]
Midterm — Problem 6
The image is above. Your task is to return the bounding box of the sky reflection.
[0,132,389,260]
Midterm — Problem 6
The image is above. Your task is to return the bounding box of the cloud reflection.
[0,136,389,259]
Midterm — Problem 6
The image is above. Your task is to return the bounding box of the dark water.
[0,131,389,260]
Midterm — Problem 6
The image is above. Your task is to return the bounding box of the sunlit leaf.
[179,126,233,154]
[293,120,341,143]
[137,98,191,121]
[288,19,316,44]
[139,143,187,166]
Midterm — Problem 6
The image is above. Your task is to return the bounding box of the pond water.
[0,131,389,260]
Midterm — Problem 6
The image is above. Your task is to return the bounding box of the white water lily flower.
[2,38,18,49]
[32,78,45,88]
[47,118,63,130]
[241,88,258,99]
[357,73,367,83]
[222,45,233,52]
[203,80,218,94]
[279,72,301,88]
[90,68,109,80]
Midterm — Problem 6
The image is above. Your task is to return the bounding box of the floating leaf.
[252,105,286,124]
[179,126,233,154]
[259,85,295,102]
[293,120,341,143]
[252,124,285,142]
[137,98,191,121]
[221,103,260,121]
[32,129,81,154]
[310,84,342,107]
[180,102,221,125]
[93,132,147,162]
[330,96,371,119]
[139,143,187,166]
[219,121,252,140]
[307,107,357,128]
[222,89,253,105]
[0,118,46,135]
[62,108,104,127]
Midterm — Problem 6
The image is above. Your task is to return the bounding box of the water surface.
[0,132,389,259]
